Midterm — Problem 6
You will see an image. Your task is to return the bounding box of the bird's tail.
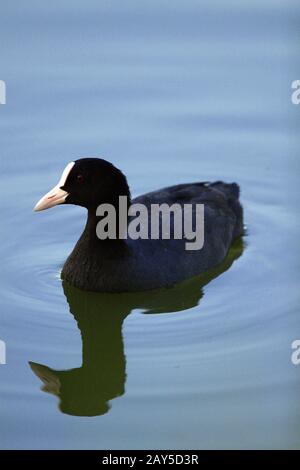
[210,181,244,240]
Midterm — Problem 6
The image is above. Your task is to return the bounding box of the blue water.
[0,0,300,449]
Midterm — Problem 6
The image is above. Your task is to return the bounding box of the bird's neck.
[81,206,129,255]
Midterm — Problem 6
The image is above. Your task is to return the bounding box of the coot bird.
[34,158,243,292]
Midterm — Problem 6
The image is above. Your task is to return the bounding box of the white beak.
[33,185,69,212]
[33,161,75,212]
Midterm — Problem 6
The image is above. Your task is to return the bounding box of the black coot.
[34,158,243,292]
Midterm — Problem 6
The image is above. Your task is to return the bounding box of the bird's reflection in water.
[30,239,244,417]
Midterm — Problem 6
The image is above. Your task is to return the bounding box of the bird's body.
[34,158,243,293]
[61,180,243,292]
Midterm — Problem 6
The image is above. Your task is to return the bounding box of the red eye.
[77,174,85,183]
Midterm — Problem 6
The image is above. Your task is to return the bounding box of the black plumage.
[35,158,244,292]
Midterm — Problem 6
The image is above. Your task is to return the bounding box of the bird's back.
[62,181,243,292]
[119,181,244,291]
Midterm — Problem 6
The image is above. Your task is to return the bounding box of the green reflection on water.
[30,239,244,417]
